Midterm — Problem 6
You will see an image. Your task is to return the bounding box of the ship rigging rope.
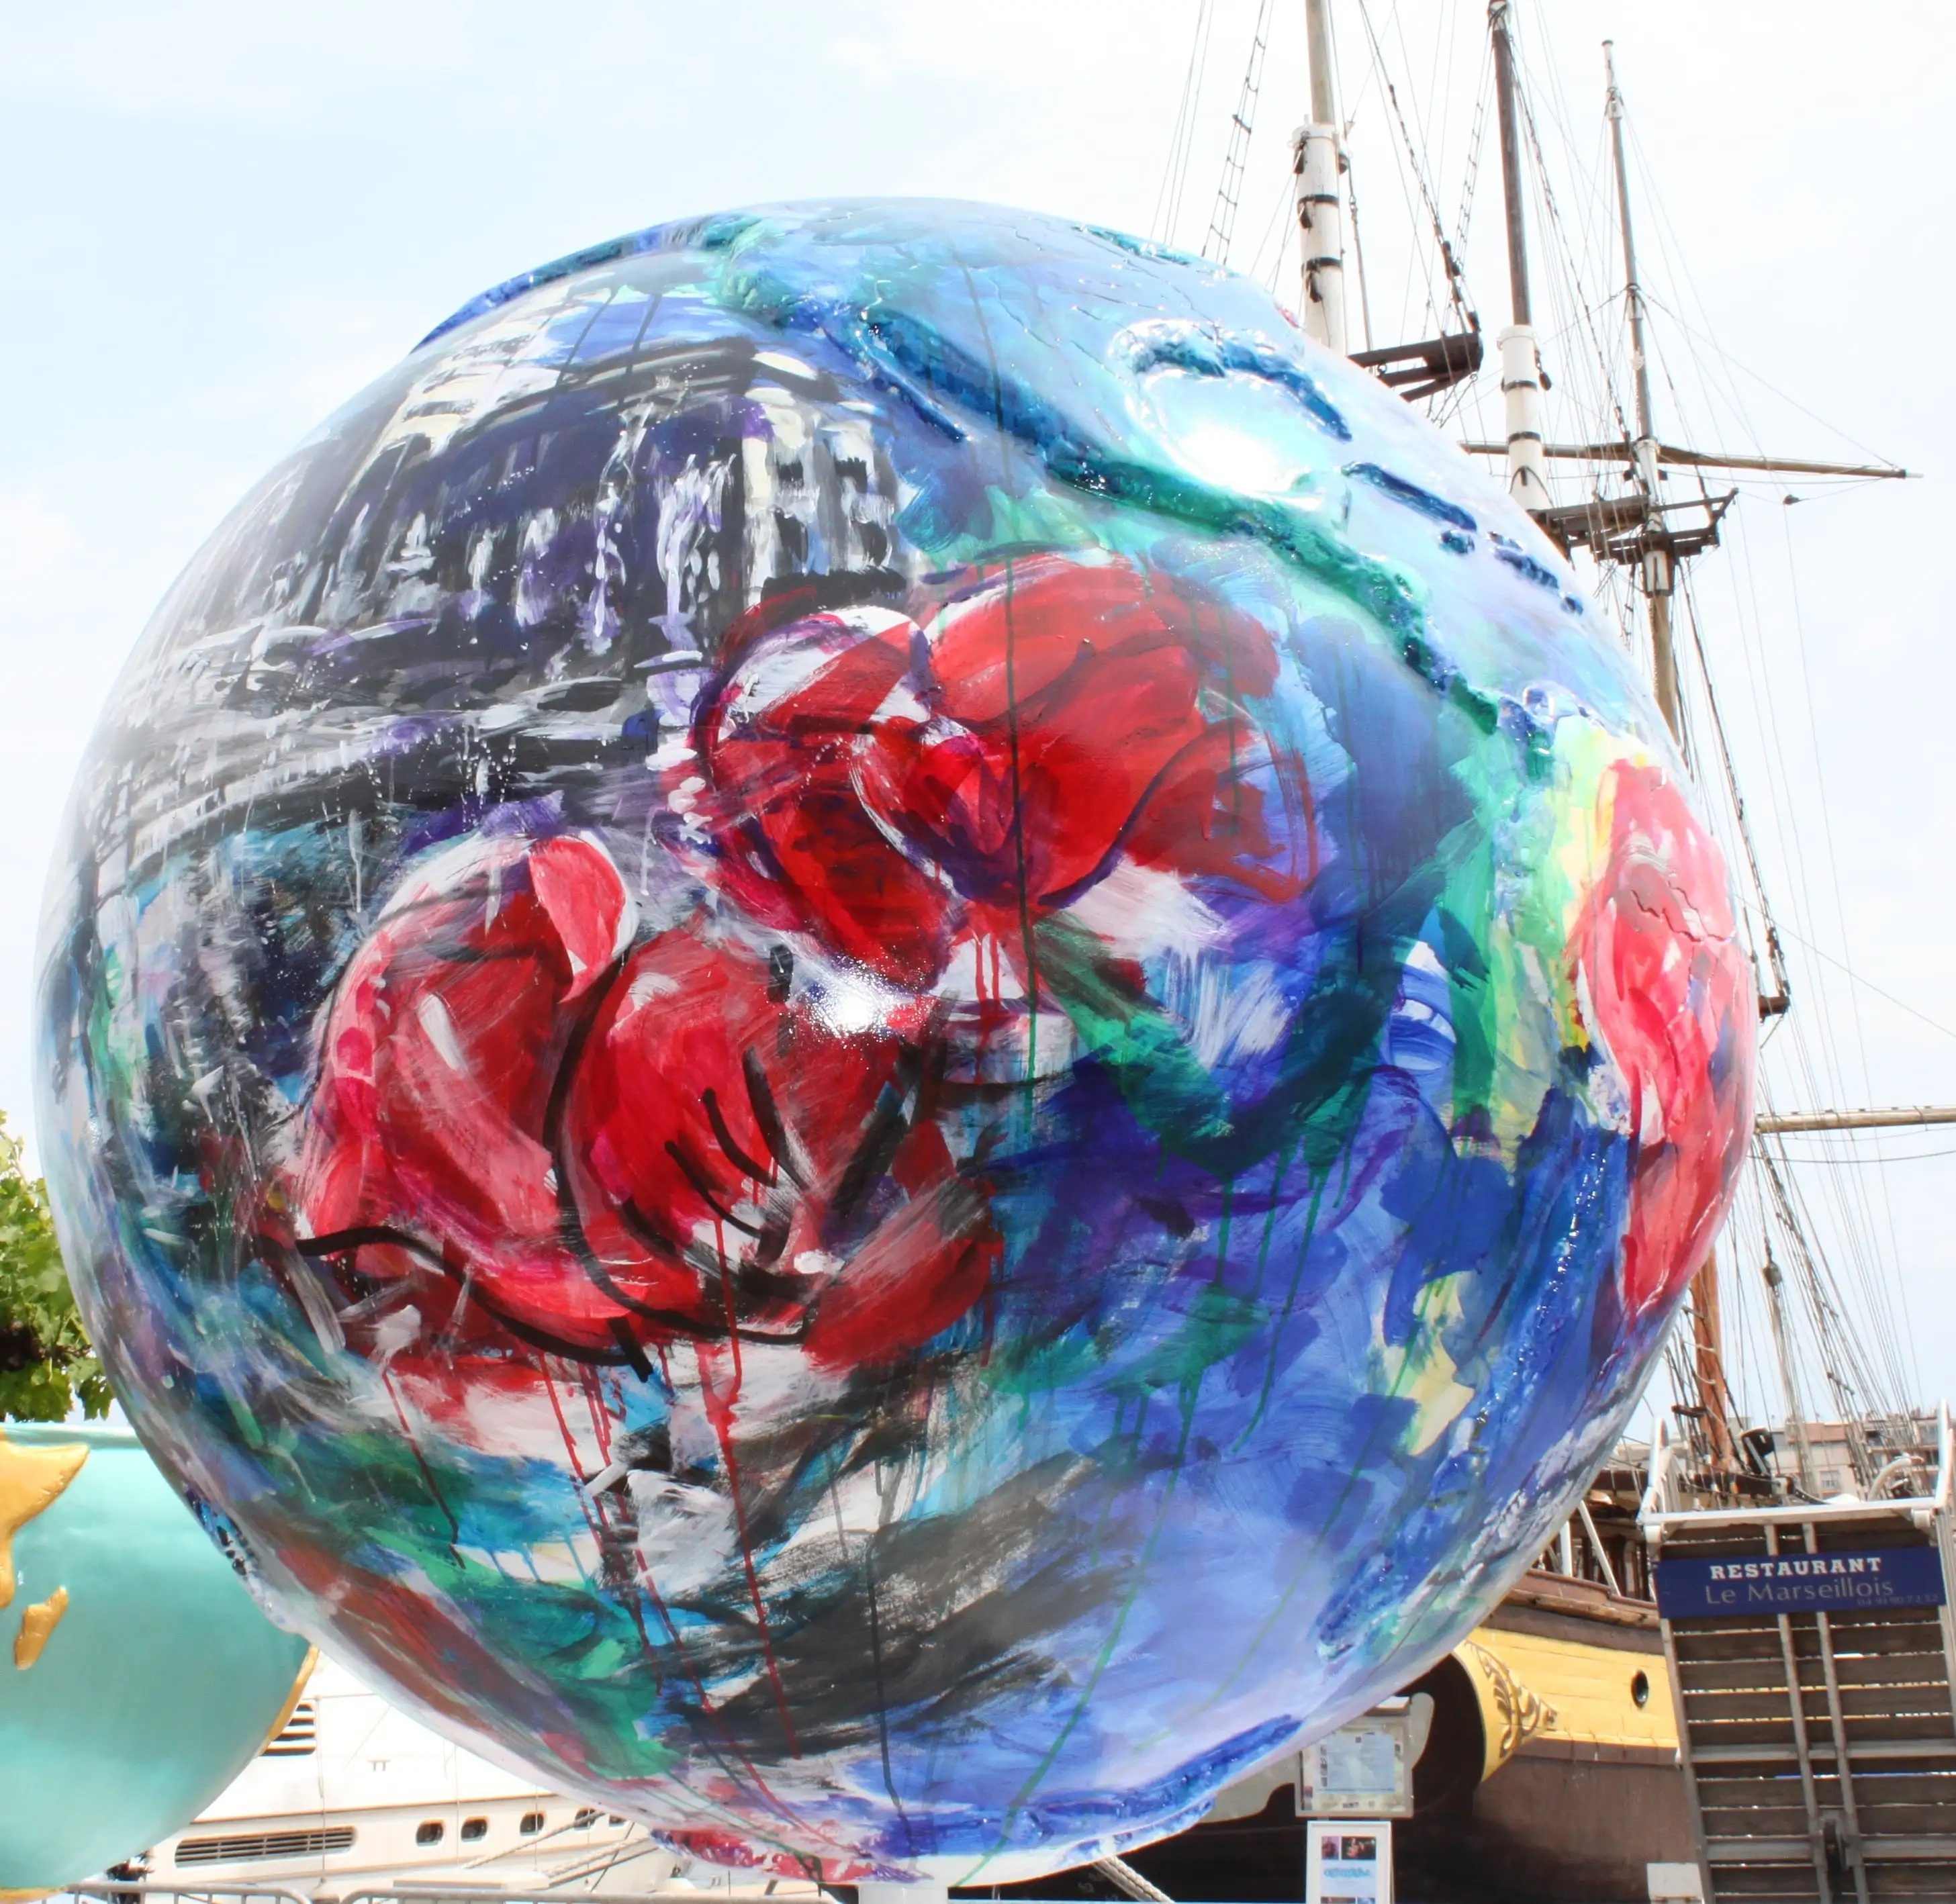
[1351,3,1443,344]
[1763,1149,1867,1427]
[1677,573,1791,1010]
[1685,468,1922,1418]
[1770,450,1918,1390]
[1246,170,1294,291]
[1760,1082,1917,1424]
[1631,99,1915,1366]
[1344,164,1377,348]
[1318,0,1375,334]
[1769,923,1956,1045]
[1640,293,1904,477]
[1449,39,1491,283]
[1355,0,1475,346]
[1774,1141,1956,1165]
[1757,1135,1913,1433]
[1154,0,1218,247]
[1203,0,1275,264]
[1609,81,1923,1417]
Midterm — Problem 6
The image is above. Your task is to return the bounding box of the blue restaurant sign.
[1656,1546,1947,1620]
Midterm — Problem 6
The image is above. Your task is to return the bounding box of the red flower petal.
[751,776,956,990]
[1573,762,1754,1317]
[561,921,994,1366]
[696,609,952,988]
[1123,722,1311,901]
[690,555,1293,986]
[292,832,639,1357]
[800,1190,1000,1372]
[932,558,1185,722]
[1007,645,1208,900]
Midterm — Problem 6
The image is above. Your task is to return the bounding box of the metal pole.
[1459,440,1912,481]
[1648,588,1681,734]
[1689,1262,1740,1478]
[1604,36,1685,729]
[1294,0,1348,354]
[1488,2,1548,509]
[1575,1498,1622,1596]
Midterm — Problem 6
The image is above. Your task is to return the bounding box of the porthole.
[1630,1670,1650,1708]
[415,1822,444,1846]
[608,1815,625,1826]
[518,1813,545,1836]
[574,1808,599,1829]
[460,1818,487,1842]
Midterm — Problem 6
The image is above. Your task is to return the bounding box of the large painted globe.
[36,201,1753,1885]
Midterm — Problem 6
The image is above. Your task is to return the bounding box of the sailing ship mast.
[1168,21,1956,1885]
[1603,41,1678,729]
[1291,0,1346,354]
[1294,3,1482,400]
[1489,1,1549,512]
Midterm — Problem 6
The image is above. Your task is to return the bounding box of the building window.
[461,1818,488,1842]
[416,1822,445,1846]
[519,1813,545,1836]
[573,1809,599,1829]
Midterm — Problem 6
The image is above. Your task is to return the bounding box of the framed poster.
[1300,1714,1414,1817]
[1307,1820,1393,1903]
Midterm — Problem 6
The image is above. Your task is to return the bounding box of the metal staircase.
[1643,1411,1956,1901]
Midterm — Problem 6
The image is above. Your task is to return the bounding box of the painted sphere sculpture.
[38,201,1753,1885]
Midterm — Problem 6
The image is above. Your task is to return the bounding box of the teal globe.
[0,1422,312,1893]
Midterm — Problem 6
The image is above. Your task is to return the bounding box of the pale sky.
[1,1,1949,1416]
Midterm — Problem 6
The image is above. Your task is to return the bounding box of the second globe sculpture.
[38,201,1753,1885]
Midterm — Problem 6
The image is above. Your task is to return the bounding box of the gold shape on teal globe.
[0,1426,85,1607]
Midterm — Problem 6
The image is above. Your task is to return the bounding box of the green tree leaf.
[0,1115,111,1423]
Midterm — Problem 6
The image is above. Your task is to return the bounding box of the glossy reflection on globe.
[37,201,1753,1884]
